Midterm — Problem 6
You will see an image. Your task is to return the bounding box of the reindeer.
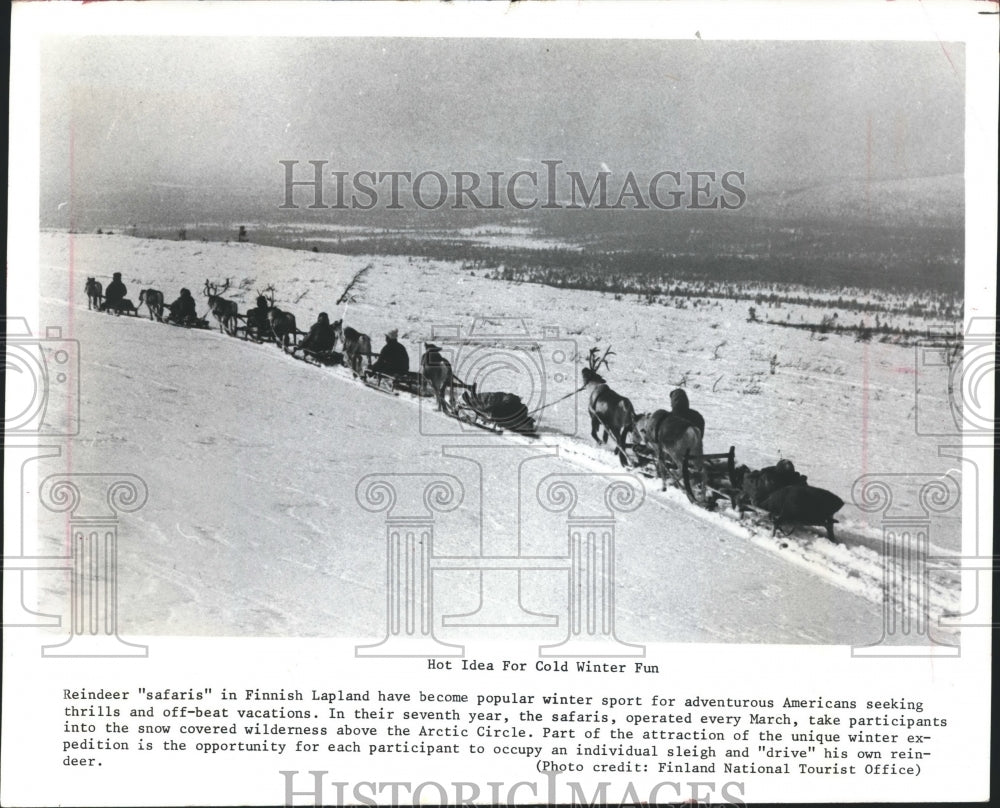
[138,288,165,321]
[258,286,297,349]
[419,343,455,412]
[581,346,639,467]
[84,278,103,310]
[634,410,708,502]
[332,319,372,376]
[203,279,239,335]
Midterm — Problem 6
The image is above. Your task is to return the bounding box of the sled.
[235,326,275,343]
[294,348,344,367]
[231,313,276,344]
[362,371,402,396]
[452,401,539,437]
[631,443,738,505]
[737,491,841,542]
[165,317,211,330]
[100,300,140,317]
[450,377,537,436]
[452,403,505,434]
[392,371,436,397]
[363,370,438,398]
[740,508,840,542]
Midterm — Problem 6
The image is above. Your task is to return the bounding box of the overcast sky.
[39,37,964,221]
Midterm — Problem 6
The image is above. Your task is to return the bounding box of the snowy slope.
[33,232,961,645]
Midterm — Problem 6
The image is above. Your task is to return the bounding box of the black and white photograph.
[4,2,995,805]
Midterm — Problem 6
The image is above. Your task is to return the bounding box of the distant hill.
[746,174,963,227]
[45,171,964,234]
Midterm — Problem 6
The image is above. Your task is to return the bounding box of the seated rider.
[669,388,705,438]
[368,329,409,377]
[166,288,199,324]
[101,272,127,311]
[296,312,336,355]
[248,294,271,334]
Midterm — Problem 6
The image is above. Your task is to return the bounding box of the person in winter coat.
[101,272,127,311]
[461,383,535,434]
[742,458,808,507]
[296,312,336,355]
[368,329,409,376]
[166,288,199,324]
[246,295,271,339]
[669,388,705,438]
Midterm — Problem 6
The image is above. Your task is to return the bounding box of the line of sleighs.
[83,275,537,435]
[84,275,846,542]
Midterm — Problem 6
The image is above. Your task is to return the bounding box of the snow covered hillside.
[33,232,962,645]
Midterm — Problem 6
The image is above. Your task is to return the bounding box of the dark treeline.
[760,317,962,345]
[112,213,964,300]
[282,237,961,296]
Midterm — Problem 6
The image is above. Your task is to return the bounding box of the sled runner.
[233,315,275,343]
[454,383,537,437]
[363,370,440,398]
[101,299,140,317]
[452,403,506,434]
[631,442,737,506]
[164,316,211,330]
[294,348,344,367]
[362,370,404,396]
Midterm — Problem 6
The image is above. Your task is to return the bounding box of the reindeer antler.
[587,346,615,372]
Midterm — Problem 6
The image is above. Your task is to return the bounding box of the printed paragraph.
[61,683,946,779]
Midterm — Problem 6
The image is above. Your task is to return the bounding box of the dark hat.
[425,343,441,353]
[113,272,122,278]
[386,329,398,340]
